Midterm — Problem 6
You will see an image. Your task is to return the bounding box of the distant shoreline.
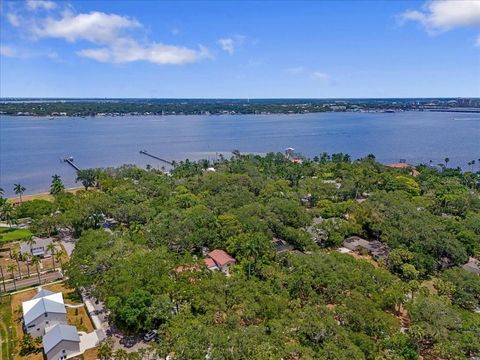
[2,108,480,118]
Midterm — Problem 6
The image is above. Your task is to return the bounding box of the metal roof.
[43,324,80,354]
[22,292,66,326]
[32,288,55,300]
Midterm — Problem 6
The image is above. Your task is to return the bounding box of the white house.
[43,324,80,360]
[22,290,67,338]
[20,237,55,258]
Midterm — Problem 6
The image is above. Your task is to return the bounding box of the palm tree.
[444,157,450,168]
[97,339,113,360]
[46,243,57,270]
[22,252,31,277]
[114,349,128,360]
[55,249,66,272]
[23,236,36,252]
[0,202,16,226]
[13,183,26,203]
[11,249,22,279]
[7,263,17,291]
[31,256,41,285]
[0,266,6,292]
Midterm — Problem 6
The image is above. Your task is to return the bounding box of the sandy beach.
[7,187,84,204]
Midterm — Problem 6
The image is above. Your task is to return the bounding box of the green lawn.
[0,295,15,360]
[0,228,32,243]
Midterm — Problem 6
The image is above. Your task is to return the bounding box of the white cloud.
[285,66,304,74]
[33,11,141,43]
[78,39,211,65]
[0,44,61,60]
[28,10,210,65]
[6,12,21,26]
[476,35,480,47]
[26,0,57,11]
[398,0,480,32]
[0,45,17,57]
[218,38,235,54]
[217,34,246,54]
[312,71,330,80]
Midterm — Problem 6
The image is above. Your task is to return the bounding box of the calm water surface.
[1,112,479,196]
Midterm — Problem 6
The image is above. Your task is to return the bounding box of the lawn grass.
[0,228,32,243]
[0,295,16,360]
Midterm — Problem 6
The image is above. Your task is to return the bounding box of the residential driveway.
[59,232,77,257]
[79,330,105,352]
[82,291,109,331]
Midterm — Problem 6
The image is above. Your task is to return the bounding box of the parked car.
[143,330,158,342]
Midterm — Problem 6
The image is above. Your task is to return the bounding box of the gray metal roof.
[32,288,55,300]
[43,324,80,353]
[22,292,66,326]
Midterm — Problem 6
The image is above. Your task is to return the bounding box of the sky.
[0,0,479,98]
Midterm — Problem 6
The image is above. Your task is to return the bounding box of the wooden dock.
[139,150,173,166]
[63,157,81,171]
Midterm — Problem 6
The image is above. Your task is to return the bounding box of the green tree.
[0,201,16,226]
[31,256,41,284]
[76,169,97,190]
[10,249,22,279]
[46,242,57,269]
[97,339,113,360]
[50,174,65,195]
[13,183,26,202]
[7,263,17,290]
[22,252,31,277]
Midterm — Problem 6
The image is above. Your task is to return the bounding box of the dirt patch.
[347,251,379,267]
[83,347,98,360]
[67,307,95,333]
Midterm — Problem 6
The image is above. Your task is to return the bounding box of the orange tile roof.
[203,257,217,268]
[207,249,235,267]
[385,163,420,177]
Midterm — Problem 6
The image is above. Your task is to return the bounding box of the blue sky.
[1,0,479,98]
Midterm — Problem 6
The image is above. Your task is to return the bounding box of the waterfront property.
[22,290,67,337]
[2,111,479,197]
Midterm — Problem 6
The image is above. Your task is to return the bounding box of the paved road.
[1,271,63,292]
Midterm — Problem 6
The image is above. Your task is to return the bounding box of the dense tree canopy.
[9,152,479,359]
